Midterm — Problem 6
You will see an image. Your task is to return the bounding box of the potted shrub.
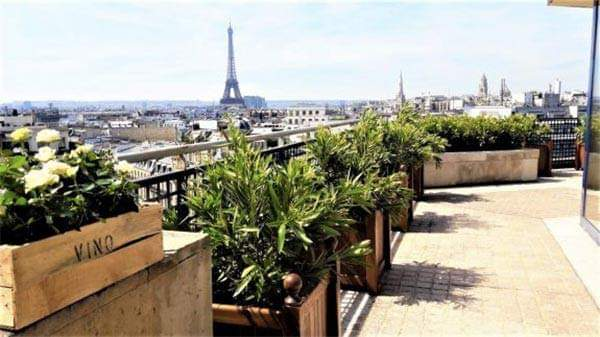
[184,127,370,336]
[0,128,163,330]
[307,111,412,294]
[381,106,446,231]
[420,114,551,187]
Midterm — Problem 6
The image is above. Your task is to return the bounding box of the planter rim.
[0,202,159,249]
[212,275,330,326]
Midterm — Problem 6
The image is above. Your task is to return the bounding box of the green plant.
[382,107,446,174]
[186,127,370,307]
[419,114,550,152]
[308,111,413,218]
[0,128,138,245]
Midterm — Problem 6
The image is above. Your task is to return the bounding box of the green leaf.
[277,223,286,252]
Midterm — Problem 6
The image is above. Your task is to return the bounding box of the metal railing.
[130,120,356,208]
[118,119,356,163]
[539,117,579,168]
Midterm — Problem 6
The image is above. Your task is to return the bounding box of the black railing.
[134,140,309,208]
[539,117,579,168]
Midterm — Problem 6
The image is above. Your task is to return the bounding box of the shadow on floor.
[422,191,487,204]
[341,261,484,336]
[411,211,487,233]
[382,261,484,309]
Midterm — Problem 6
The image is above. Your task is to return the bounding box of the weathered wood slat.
[340,210,386,295]
[0,204,163,330]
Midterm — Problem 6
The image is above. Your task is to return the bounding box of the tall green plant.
[382,107,446,174]
[186,127,370,307]
[307,111,413,218]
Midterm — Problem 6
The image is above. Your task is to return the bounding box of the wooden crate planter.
[390,173,413,233]
[0,203,164,330]
[340,210,386,295]
[575,141,586,170]
[213,276,330,337]
[535,140,553,177]
[410,165,425,201]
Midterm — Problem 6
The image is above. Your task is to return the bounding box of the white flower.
[9,127,31,143]
[36,129,61,144]
[69,144,93,158]
[24,169,60,193]
[34,146,56,162]
[114,160,135,175]
[44,160,78,178]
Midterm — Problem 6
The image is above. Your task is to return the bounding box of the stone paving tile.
[342,171,599,336]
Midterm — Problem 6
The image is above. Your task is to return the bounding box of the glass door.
[582,0,600,242]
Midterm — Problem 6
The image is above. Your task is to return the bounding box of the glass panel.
[584,4,600,231]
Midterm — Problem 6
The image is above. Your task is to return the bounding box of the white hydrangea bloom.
[36,129,61,144]
[114,160,135,175]
[44,160,78,178]
[24,169,60,193]
[71,144,93,157]
[9,127,31,143]
[34,146,56,163]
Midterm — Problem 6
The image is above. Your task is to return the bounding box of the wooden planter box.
[0,203,164,330]
[213,277,330,337]
[340,210,386,295]
[388,207,412,233]
[575,141,586,170]
[535,140,553,177]
[389,172,413,232]
[410,165,425,201]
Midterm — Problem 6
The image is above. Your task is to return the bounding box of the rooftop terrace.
[342,170,599,336]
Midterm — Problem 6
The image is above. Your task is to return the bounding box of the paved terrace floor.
[341,170,599,336]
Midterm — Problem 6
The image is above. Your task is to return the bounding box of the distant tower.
[554,78,562,95]
[499,78,511,104]
[396,72,406,105]
[478,74,488,97]
[220,23,245,107]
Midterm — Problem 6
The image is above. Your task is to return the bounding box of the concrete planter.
[424,148,540,188]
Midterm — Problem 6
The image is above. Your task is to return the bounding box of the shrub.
[382,106,447,174]
[0,128,138,245]
[307,111,413,218]
[186,127,370,307]
[419,114,550,152]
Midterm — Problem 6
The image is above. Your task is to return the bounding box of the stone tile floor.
[342,170,599,336]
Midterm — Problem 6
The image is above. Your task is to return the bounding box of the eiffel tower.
[220,23,245,107]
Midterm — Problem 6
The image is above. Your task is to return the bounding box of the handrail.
[117,119,357,163]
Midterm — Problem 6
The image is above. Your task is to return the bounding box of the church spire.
[397,72,406,105]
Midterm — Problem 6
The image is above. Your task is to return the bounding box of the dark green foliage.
[186,127,370,307]
[382,106,447,174]
[307,110,414,219]
[0,145,138,245]
[418,114,551,152]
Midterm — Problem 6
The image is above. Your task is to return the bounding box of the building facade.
[285,107,328,126]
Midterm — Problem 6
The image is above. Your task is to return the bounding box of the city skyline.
[0,1,592,102]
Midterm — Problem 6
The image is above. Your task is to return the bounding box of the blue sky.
[0,0,592,102]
